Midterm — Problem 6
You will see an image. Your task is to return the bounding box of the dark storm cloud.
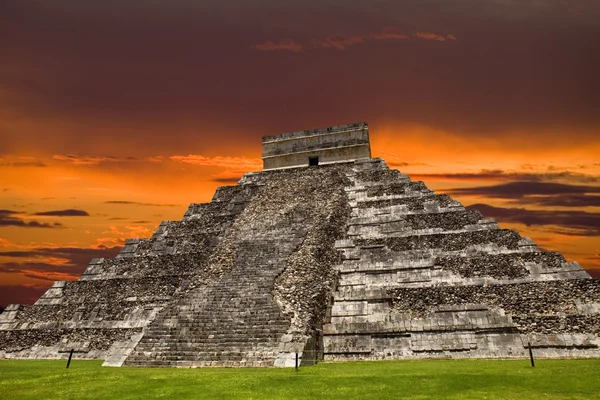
[388,161,430,168]
[32,209,90,217]
[22,273,57,282]
[0,245,122,264]
[0,157,46,167]
[0,210,64,228]
[0,245,122,285]
[467,203,600,236]
[104,201,180,207]
[447,181,600,207]
[0,261,79,275]
[589,269,600,278]
[0,210,24,217]
[1,0,599,155]
[0,245,121,305]
[414,170,600,184]
[448,181,600,197]
[0,286,47,307]
[212,177,242,184]
[522,195,600,208]
[52,154,138,165]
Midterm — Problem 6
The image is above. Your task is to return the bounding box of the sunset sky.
[1,1,599,307]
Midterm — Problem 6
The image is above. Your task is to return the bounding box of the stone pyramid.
[1,122,599,367]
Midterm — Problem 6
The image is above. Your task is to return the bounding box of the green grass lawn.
[1,359,599,400]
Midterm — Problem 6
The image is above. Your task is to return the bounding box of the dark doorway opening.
[309,156,319,166]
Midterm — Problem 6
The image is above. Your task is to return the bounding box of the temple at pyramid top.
[262,122,372,170]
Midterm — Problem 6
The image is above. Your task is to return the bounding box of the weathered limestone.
[262,122,371,170]
[1,123,598,366]
[323,158,599,361]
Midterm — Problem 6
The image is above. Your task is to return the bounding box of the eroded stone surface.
[322,158,599,361]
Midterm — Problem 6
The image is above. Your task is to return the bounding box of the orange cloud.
[0,244,124,288]
[93,237,123,248]
[259,29,455,53]
[22,270,79,282]
[312,34,366,50]
[169,154,261,170]
[370,28,409,40]
[413,32,448,41]
[104,201,179,207]
[251,40,303,52]
[125,225,150,238]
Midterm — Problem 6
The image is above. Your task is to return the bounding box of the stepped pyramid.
[1,122,599,367]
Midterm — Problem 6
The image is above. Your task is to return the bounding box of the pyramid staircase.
[124,232,303,367]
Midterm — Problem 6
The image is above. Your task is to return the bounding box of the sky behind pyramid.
[1,0,599,306]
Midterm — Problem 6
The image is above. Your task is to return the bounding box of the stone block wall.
[262,123,371,170]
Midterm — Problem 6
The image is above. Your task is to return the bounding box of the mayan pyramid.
[1,122,599,367]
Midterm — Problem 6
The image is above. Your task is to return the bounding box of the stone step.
[353,229,524,253]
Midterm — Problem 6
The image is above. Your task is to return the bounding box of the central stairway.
[125,232,303,367]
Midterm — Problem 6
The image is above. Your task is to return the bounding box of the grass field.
[1,359,599,399]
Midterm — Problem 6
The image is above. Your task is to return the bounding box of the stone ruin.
[1,122,599,367]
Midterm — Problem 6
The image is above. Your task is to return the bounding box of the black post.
[295,352,299,371]
[528,342,535,368]
[66,349,74,369]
